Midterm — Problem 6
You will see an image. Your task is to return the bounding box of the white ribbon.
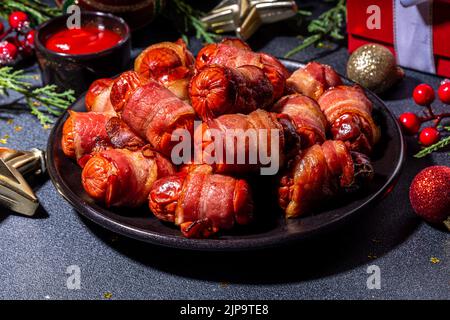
[394,0,436,73]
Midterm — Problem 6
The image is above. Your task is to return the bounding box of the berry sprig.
[414,127,450,158]
[399,81,450,157]
[0,0,60,25]
[0,11,35,65]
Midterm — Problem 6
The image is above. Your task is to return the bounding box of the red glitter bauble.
[409,166,450,227]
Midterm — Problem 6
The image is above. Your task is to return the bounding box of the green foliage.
[285,0,346,57]
[165,0,219,44]
[0,67,75,126]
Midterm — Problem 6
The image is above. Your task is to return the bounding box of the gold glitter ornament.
[347,44,404,94]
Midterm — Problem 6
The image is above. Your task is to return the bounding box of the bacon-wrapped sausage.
[110,71,148,113]
[85,78,115,114]
[149,165,253,238]
[287,62,342,100]
[272,94,327,148]
[121,80,196,156]
[61,111,146,164]
[61,111,113,162]
[194,109,300,175]
[196,39,289,100]
[82,148,176,208]
[189,65,274,120]
[317,85,380,154]
[134,39,194,101]
[278,140,374,218]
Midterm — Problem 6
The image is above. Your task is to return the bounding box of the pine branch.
[165,0,219,44]
[285,0,346,57]
[0,67,75,126]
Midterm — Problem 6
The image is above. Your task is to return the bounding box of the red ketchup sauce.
[45,26,122,55]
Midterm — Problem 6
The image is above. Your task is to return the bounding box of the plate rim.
[46,58,406,251]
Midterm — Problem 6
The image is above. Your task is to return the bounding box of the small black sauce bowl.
[35,11,131,96]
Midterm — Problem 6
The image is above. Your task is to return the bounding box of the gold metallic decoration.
[201,0,298,40]
[0,148,45,216]
[200,0,242,34]
[347,44,405,94]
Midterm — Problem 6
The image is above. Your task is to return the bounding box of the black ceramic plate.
[47,59,405,251]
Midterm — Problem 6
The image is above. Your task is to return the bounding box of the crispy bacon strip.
[149,165,253,238]
[105,117,146,151]
[278,140,373,218]
[82,148,176,207]
[121,80,196,156]
[220,38,252,51]
[317,85,380,154]
[194,109,300,174]
[61,111,113,162]
[85,78,115,114]
[195,39,289,100]
[287,62,342,100]
[272,94,328,148]
[134,39,194,101]
[189,65,274,120]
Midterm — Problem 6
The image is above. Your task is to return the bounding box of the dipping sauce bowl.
[35,11,131,96]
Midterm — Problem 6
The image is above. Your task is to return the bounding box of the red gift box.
[347,0,450,78]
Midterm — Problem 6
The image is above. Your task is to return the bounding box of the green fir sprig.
[285,0,346,58]
[0,67,75,126]
[166,0,219,44]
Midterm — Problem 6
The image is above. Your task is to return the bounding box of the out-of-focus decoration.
[0,147,46,216]
[409,165,450,231]
[165,0,219,44]
[0,3,62,66]
[202,0,298,40]
[0,11,37,65]
[396,81,450,157]
[347,43,404,94]
[58,0,216,43]
[0,67,75,125]
[0,0,60,25]
[285,0,346,57]
[347,0,450,78]
[69,0,165,30]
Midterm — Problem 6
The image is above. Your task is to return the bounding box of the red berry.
[8,11,29,31]
[413,83,435,106]
[19,42,33,57]
[25,30,35,47]
[419,127,440,146]
[0,41,18,64]
[399,112,421,135]
[438,81,450,104]
[0,22,4,35]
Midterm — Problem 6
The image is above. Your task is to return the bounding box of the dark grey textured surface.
[0,1,449,300]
